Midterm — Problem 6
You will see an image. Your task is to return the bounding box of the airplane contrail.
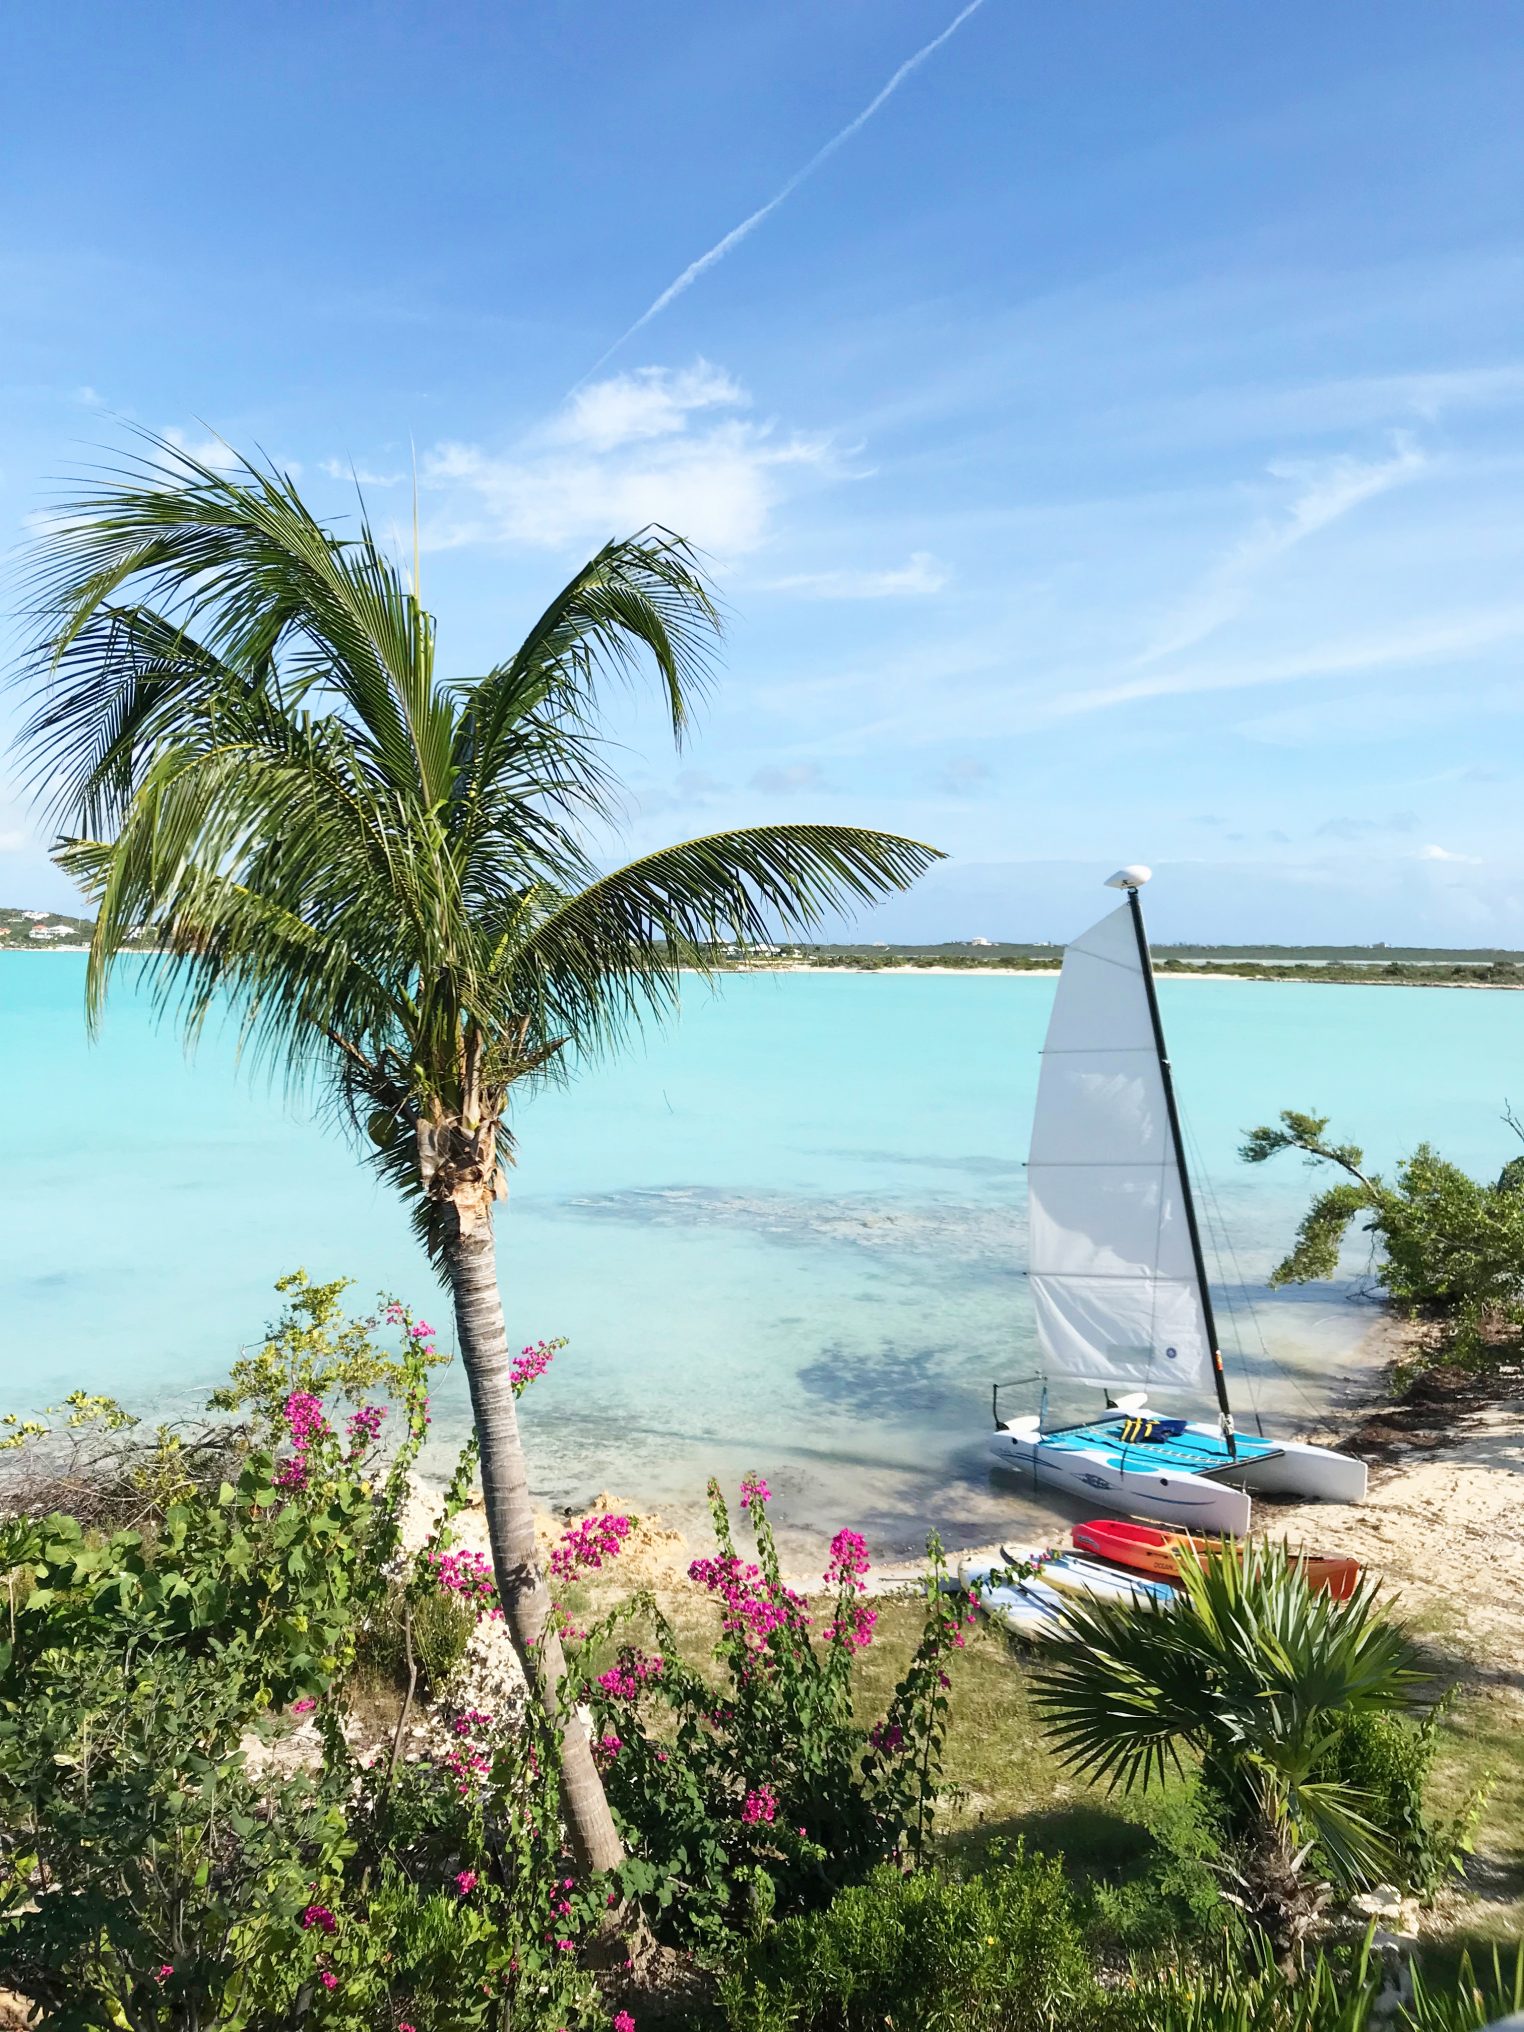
[581,0,988,381]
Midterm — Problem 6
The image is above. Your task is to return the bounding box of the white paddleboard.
[957,1557,1064,1641]
[1000,1544,1174,1608]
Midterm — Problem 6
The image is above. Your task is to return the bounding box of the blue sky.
[4,0,1524,942]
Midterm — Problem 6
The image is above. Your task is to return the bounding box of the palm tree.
[13,437,943,1872]
[1029,1542,1428,1965]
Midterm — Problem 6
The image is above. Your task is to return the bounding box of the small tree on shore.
[12,437,942,1871]
[1241,1109,1524,1364]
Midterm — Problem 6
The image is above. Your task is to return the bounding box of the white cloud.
[760,551,949,599]
[932,755,992,797]
[750,762,830,795]
[421,363,835,557]
[1138,439,1426,664]
[320,457,403,487]
[1316,812,1418,841]
[162,428,244,474]
[552,361,745,453]
[20,507,74,536]
[1412,843,1481,863]
[1042,605,1524,726]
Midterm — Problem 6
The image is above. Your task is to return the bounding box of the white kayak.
[957,1556,1065,1641]
[1000,1543,1176,1609]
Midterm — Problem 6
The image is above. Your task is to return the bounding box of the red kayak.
[1072,1519,1360,1600]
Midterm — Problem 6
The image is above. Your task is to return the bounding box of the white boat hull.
[988,1413,1366,1537]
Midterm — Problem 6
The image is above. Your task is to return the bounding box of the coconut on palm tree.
[14,437,943,1870]
[1029,1541,1428,1965]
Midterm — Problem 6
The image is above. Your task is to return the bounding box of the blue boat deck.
[1040,1421,1281,1479]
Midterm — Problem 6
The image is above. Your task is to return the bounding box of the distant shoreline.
[5,948,1524,989]
[720,962,1524,989]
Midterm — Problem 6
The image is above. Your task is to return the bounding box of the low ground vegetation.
[1,1277,1516,2030]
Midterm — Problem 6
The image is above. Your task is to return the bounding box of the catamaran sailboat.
[989,867,1367,1537]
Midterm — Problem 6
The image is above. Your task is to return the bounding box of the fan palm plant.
[1030,1542,1428,1965]
[12,437,943,1870]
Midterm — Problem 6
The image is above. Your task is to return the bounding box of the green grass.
[851,1599,1174,1877]
[572,1563,1524,1949]
[853,1596,1524,1941]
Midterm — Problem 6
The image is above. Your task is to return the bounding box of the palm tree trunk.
[442,1208,625,1874]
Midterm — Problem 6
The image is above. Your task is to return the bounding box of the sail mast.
[1116,873,1237,1455]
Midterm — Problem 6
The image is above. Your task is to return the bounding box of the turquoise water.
[4,955,1521,1553]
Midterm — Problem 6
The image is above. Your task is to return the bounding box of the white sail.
[1027,902,1212,1395]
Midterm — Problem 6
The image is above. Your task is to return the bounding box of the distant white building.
[968,936,994,947]
[29,923,71,939]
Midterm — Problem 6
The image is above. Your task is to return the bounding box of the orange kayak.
[1071,1519,1360,1600]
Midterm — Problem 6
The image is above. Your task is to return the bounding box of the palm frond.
[517,823,944,1054]
[483,529,722,746]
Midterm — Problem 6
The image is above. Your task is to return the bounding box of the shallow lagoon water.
[3,955,1520,1553]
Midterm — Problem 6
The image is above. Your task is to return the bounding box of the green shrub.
[207,1269,446,1429]
[359,1576,477,1698]
[1087,1783,1235,1952]
[716,1842,1099,2031]
[1317,1702,1487,1896]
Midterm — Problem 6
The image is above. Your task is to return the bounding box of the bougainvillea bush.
[0,1279,604,2031]
[575,1472,974,1946]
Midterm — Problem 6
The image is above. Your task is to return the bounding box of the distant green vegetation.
[9,914,1524,984]
[0,906,93,947]
[712,942,1524,986]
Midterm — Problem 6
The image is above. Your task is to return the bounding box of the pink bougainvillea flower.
[455,1869,479,1896]
[741,1784,778,1825]
[738,1471,771,1510]
[594,1650,663,1700]
[510,1337,563,1392]
[319,1970,339,1990]
[290,1697,317,1715]
[688,1552,811,1650]
[345,1404,384,1451]
[613,2013,637,2032]
[429,1547,502,1620]
[548,1511,633,1581]
[154,1965,174,1983]
[824,1599,879,1651]
[824,1527,871,1592]
[301,1903,338,1934]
